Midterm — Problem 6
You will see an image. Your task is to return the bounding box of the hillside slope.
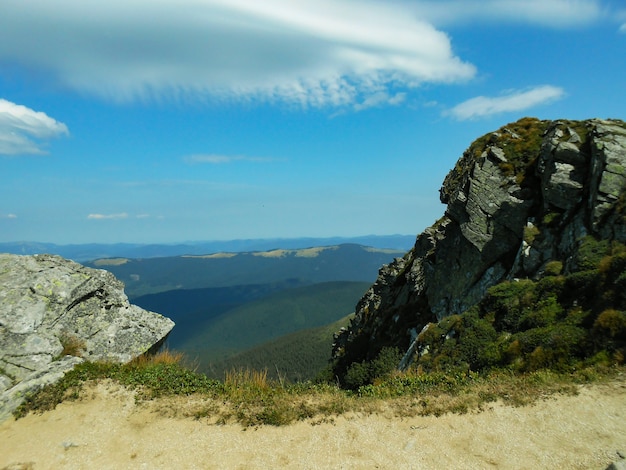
[175,281,370,372]
[87,244,404,298]
[208,315,352,382]
[332,118,626,383]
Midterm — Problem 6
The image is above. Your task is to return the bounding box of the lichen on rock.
[0,254,175,421]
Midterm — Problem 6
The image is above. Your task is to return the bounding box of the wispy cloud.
[87,213,129,220]
[0,99,69,155]
[619,23,626,33]
[447,85,565,120]
[1,213,18,219]
[0,1,475,107]
[87,212,164,220]
[184,154,282,164]
[354,92,407,112]
[412,0,605,28]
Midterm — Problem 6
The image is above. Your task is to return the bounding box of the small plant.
[129,349,185,367]
[58,333,86,358]
[544,261,563,276]
[594,309,626,338]
[523,224,540,245]
[224,367,270,391]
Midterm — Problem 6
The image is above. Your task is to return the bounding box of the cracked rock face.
[332,118,626,375]
[0,254,175,421]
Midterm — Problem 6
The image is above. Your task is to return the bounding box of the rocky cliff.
[0,254,175,421]
[332,118,626,381]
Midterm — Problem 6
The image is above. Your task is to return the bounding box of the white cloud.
[87,213,129,220]
[448,86,565,120]
[185,154,280,164]
[409,0,605,27]
[87,212,164,220]
[354,92,407,111]
[1,214,18,219]
[0,99,69,155]
[619,23,626,33]
[0,0,475,107]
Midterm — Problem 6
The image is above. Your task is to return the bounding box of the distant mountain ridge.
[85,243,406,298]
[84,243,401,377]
[0,235,416,262]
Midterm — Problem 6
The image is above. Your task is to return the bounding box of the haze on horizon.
[1,0,625,244]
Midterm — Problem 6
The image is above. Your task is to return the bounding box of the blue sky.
[1,0,625,244]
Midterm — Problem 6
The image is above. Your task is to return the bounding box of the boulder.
[332,118,626,376]
[0,253,174,421]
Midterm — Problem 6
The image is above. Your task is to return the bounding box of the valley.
[86,244,405,380]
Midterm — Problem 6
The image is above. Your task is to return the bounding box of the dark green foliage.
[404,238,626,375]
[343,347,403,389]
[211,315,353,382]
[485,279,537,331]
[179,282,370,372]
[576,236,611,271]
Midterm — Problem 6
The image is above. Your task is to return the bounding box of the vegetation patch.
[57,332,86,358]
[14,349,623,427]
[380,237,626,379]
[441,117,550,202]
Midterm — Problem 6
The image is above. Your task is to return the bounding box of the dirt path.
[1,380,625,470]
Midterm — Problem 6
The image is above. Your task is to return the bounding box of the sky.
[1,0,625,245]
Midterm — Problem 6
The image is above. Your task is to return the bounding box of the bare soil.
[1,379,625,469]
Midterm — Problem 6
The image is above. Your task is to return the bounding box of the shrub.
[485,280,536,331]
[593,309,626,338]
[576,236,610,271]
[519,296,563,329]
[523,225,541,245]
[344,360,372,390]
[343,347,402,389]
[544,261,563,276]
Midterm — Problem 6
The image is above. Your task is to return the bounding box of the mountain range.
[0,235,415,262]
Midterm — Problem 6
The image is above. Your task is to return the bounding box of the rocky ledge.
[0,253,174,421]
[332,118,626,376]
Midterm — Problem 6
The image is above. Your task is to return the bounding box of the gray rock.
[0,254,174,421]
[607,458,626,470]
[332,118,626,371]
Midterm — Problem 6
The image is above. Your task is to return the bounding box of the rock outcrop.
[0,254,175,421]
[332,118,626,377]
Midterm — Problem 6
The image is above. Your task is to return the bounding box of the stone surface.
[332,118,626,374]
[0,254,174,421]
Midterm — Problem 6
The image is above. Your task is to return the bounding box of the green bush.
[544,261,563,276]
[576,236,610,271]
[594,309,626,338]
[343,347,402,389]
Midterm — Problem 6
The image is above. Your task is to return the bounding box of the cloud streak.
[0,0,475,107]
[0,99,69,155]
[87,213,129,220]
[448,85,565,120]
[411,0,605,27]
[184,154,282,164]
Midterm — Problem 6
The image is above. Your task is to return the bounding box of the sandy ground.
[1,380,625,470]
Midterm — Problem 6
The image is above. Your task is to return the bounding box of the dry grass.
[16,346,625,428]
[128,349,185,367]
[58,333,86,358]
